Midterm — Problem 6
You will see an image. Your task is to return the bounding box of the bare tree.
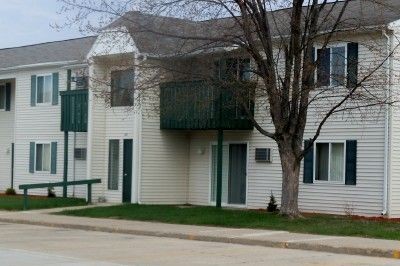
[57,0,400,217]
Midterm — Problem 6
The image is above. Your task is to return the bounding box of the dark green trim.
[19,178,101,190]
[51,142,57,174]
[60,89,88,132]
[63,132,68,198]
[123,139,133,203]
[347,42,359,88]
[19,178,101,210]
[52,72,59,105]
[5,83,11,111]
[30,75,36,107]
[345,140,357,185]
[29,142,35,173]
[11,143,14,188]
[160,80,255,130]
[303,139,314,184]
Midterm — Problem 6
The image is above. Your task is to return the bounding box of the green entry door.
[122,139,133,203]
[228,144,247,205]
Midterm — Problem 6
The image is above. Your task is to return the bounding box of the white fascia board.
[145,46,240,59]
[87,26,138,59]
[0,60,82,73]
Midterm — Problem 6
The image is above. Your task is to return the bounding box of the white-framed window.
[316,44,347,87]
[35,143,51,172]
[36,74,53,104]
[314,142,346,183]
[108,140,120,190]
[0,84,5,110]
[111,69,134,107]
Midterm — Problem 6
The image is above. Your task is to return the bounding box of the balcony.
[160,80,255,130]
[60,89,88,132]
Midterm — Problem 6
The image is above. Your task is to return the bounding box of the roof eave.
[0,60,87,74]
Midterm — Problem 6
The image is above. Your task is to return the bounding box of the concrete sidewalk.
[0,207,399,260]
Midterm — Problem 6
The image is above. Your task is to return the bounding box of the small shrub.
[47,187,56,198]
[98,196,107,203]
[344,202,355,217]
[5,188,16,196]
[267,192,278,212]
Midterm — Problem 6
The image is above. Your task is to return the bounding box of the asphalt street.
[0,222,398,266]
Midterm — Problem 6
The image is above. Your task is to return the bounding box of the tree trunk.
[278,139,301,218]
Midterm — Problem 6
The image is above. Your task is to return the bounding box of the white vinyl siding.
[0,79,15,191]
[87,61,139,203]
[185,34,387,216]
[140,70,189,204]
[11,67,86,198]
[388,26,400,218]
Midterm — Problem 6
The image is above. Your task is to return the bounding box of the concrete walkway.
[0,207,399,260]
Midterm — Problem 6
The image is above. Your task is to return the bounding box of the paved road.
[0,222,398,266]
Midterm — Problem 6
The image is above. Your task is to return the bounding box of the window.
[74,148,87,161]
[215,58,251,81]
[36,75,53,104]
[72,76,88,90]
[108,140,120,190]
[214,58,253,119]
[317,45,346,87]
[0,84,5,110]
[36,143,51,172]
[111,70,134,107]
[255,148,272,162]
[315,142,345,182]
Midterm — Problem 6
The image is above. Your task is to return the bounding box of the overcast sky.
[0,0,83,49]
[0,0,335,49]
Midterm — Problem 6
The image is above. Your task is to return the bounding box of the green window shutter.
[5,82,11,111]
[29,142,35,173]
[317,48,331,87]
[347,43,358,88]
[31,75,37,107]
[52,73,59,105]
[51,142,57,174]
[310,47,315,85]
[303,139,314,183]
[345,140,357,185]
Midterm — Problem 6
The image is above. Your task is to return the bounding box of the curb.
[0,217,398,259]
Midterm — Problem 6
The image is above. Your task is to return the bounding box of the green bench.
[19,179,101,210]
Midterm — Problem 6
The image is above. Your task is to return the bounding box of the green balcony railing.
[60,89,88,132]
[160,80,255,130]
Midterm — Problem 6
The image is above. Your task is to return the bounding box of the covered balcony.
[60,89,88,132]
[160,80,255,131]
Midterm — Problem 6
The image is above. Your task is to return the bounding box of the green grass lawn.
[0,195,87,211]
[58,204,400,240]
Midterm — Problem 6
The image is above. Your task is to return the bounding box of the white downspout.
[382,29,393,216]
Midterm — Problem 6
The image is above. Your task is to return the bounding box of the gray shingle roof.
[110,0,400,56]
[0,36,97,69]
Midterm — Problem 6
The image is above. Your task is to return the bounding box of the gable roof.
[0,36,97,70]
[109,0,400,57]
